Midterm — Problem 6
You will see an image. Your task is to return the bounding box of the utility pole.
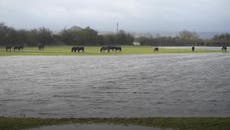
[116,22,119,33]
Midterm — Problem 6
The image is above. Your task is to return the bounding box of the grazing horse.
[153,47,159,52]
[100,46,110,52]
[222,46,227,52]
[113,46,122,52]
[13,45,24,51]
[6,46,12,52]
[110,46,122,52]
[100,46,122,53]
[192,46,195,52]
[71,47,84,52]
[38,44,45,50]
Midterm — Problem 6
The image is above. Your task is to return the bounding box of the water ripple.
[0,54,230,118]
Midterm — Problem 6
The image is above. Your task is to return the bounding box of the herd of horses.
[100,46,122,52]
[4,45,228,53]
[5,44,45,52]
[71,46,122,53]
[4,45,123,53]
[5,45,24,52]
[71,46,85,52]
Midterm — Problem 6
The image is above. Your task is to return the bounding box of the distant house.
[133,41,141,46]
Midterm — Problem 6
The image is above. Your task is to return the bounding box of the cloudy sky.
[0,0,230,33]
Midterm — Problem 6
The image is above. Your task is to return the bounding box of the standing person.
[192,46,195,52]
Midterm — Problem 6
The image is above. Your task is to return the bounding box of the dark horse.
[6,46,12,52]
[38,44,45,50]
[192,46,195,52]
[153,47,159,52]
[100,46,122,53]
[100,46,110,52]
[113,46,122,52]
[71,46,85,52]
[110,46,122,52]
[222,45,227,52]
[14,45,24,51]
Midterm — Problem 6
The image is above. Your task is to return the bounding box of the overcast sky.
[0,0,230,33]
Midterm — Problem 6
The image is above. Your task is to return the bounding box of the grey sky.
[0,0,230,32]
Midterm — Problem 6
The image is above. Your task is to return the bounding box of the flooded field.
[27,124,166,130]
[0,54,229,118]
[161,46,224,50]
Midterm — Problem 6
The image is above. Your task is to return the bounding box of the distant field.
[0,46,224,56]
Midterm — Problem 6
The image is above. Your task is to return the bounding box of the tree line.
[136,31,230,46]
[0,23,229,47]
[0,23,134,47]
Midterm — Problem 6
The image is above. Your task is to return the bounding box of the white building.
[133,41,141,46]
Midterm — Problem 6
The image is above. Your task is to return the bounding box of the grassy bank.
[0,46,223,56]
[0,117,229,130]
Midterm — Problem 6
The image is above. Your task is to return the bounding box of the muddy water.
[0,54,229,117]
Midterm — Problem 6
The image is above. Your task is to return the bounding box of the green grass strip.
[0,46,226,56]
[0,117,229,130]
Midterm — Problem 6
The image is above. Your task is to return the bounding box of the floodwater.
[27,124,167,130]
[0,54,229,118]
[161,46,225,50]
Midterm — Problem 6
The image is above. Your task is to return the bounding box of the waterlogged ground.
[0,54,230,118]
[27,124,166,130]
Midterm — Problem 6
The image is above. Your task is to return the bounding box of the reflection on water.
[0,54,230,117]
